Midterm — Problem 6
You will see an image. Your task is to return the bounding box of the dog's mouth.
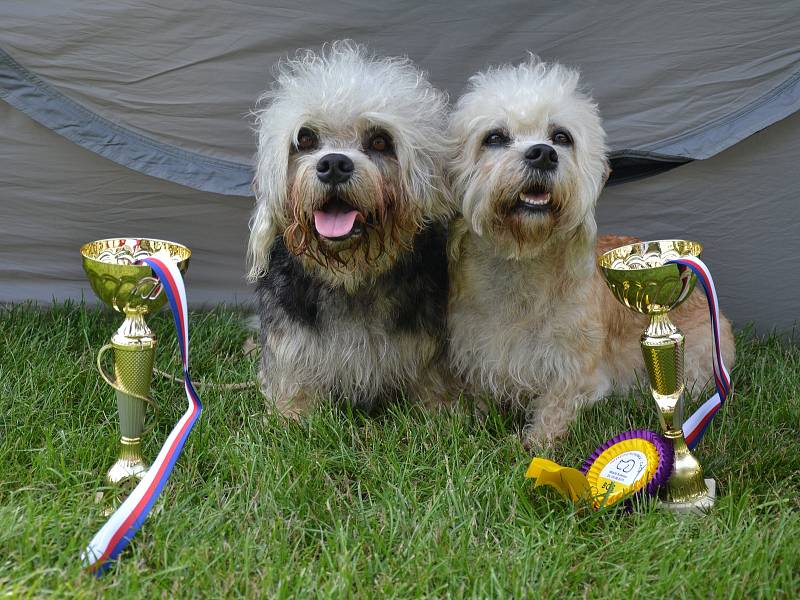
[313,196,366,241]
[512,184,553,215]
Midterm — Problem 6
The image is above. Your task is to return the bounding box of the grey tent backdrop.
[1,1,799,334]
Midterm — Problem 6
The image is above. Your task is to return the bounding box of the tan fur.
[450,228,735,446]
[446,58,735,447]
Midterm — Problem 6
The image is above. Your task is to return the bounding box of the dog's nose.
[316,153,354,184]
[524,144,558,171]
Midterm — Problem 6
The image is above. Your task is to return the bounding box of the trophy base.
[106,457,149,485]
[658,479,716,514]
[95,457,149,516]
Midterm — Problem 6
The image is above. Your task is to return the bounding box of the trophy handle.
[97,343,160,436]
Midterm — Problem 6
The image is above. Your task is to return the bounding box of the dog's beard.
[498,173,560,249]
[282,163,419,277]
[463,161,576,256]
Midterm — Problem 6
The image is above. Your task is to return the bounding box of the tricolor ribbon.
[82,253,202,575]
[668,257,732,450]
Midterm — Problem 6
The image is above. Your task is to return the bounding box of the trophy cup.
[81,238,191,504]
[598,239,715,512]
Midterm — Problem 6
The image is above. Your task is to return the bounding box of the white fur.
[449,56,607,258]
[259,304,448,415]
[248,40,451,281]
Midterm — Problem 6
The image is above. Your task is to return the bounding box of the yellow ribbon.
[525,458,592,503]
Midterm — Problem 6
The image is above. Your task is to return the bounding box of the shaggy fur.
[248,41,453,415]
[446,57,735,447]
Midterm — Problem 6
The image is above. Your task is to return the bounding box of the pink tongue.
[313,209,359,238]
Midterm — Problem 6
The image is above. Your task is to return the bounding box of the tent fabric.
[3,101,799,334]
[1,2,799,334]
[2,1,799,192]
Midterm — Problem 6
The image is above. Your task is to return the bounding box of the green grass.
[1,303,798,598]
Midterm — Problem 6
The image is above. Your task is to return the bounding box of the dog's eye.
[296,128,318,151]
[367,132,393,154]
[482,130,510,147]
[551,129,573,146]
[370,135,388,152]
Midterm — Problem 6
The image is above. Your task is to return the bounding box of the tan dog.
[446,57,735,448]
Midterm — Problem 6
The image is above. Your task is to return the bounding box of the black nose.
[316,153,354,184]
[524,144,558,171]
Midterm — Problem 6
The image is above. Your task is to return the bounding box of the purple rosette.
[581,429,673,499]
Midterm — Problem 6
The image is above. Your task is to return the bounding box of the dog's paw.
[273,395,312,421]
[242,336,260,357]
[469,396,491,420]
[520,423,556,454]
[521,418,571,454]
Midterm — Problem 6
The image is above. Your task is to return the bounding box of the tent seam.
[0,50,250,170]
[3,47,799,188]
[641,69,800,157]
[0,49,251,171]
[0,47,255,197]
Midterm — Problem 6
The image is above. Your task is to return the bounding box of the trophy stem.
[641,314,714,510]
[97,311,158,501]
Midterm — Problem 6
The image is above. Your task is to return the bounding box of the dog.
[247,41,453,417]
[446,56,735,448]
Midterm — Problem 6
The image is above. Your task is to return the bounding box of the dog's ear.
[247,120,291,282]
[447,217,470,263]
[246,189,279,282]
[395,131,454,226]
[431,159,459,223]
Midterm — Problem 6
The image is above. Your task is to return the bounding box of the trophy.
[81,238,191,503]
[598,239,715,512]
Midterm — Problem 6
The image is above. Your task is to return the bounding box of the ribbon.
[668,257,732,449]
[82,253,202,575]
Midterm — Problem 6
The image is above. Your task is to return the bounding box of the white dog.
[248,41,453,416]
[447,57,735,447]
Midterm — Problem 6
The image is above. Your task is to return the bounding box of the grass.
[1,303,799,598]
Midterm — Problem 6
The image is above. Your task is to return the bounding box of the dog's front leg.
[409,360,459,411]
[259,361,315,420]
[521,389,584,451]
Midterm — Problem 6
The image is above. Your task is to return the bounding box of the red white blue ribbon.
[82,253,202,575]
[668,257,732,450]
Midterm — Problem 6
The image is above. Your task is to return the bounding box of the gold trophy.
[598,239,716,513]
[81,238,191,504]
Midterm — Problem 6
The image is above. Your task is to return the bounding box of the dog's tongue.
[313,207,360,238]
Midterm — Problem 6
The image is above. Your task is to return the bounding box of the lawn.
[1,303,798,598]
